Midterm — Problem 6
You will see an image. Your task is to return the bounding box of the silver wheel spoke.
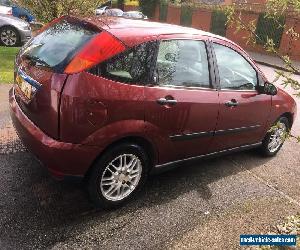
[1,29,17,46]
[127,158,138,171]
[268,122,287,153]
[100,153,142,201]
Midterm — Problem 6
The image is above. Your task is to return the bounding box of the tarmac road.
[0,65,299,250]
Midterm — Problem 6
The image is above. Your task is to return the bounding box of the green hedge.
[159,3,168,22]
[211,10,227,37]
[181,5,192,27]
[256,13,285,49]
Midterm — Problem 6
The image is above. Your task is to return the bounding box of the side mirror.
[256,82,277,96]
[165,53,176,62]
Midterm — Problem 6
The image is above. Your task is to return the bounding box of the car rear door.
[209,39,271,151]
[144,36,220,164]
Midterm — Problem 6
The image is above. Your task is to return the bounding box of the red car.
[9,16,297,208]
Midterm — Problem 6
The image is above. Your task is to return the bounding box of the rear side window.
[156,40,210,88]
[20,17,99,72]
[89,41,157,85]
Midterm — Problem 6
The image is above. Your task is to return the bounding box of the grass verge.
[0,46,20,84]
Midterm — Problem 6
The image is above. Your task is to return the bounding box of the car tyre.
[260,116,289,157]
[87,143,149,209]
[0,26,20,47]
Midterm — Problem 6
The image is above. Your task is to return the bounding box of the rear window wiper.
[24,55,51,68]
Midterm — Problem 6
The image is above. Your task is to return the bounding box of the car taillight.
[64,31,126,74]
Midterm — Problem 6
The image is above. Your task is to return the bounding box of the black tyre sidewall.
[87,143,149,209]
[0,26,20,47]
[261,116,289,156]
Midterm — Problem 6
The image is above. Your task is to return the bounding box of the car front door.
[144,37,220,164]
[209,41,271,151]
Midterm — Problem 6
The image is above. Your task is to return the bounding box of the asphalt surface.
[0,65,299,250]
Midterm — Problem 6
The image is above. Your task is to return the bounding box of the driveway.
[0,65,299,250]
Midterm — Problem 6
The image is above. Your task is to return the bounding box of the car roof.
[125,11,142,14]
[83,16,231,46]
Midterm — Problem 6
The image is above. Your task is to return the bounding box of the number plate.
[16,73,32,99]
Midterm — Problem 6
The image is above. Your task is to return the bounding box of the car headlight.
[22,25,31,30]
[16,23,30,30]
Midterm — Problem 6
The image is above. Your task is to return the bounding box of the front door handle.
[156,97,177,106]
[225,99,239,107]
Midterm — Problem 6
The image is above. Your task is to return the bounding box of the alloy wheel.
[0,29,17,46]
[100,154,142,201]
[268,121,287,153]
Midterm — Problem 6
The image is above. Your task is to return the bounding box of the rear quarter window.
[89,41,158,85]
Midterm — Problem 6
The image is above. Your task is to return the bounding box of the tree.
[225,0,300,141]
[18,0,105,22]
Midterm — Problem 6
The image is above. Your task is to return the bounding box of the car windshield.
[20,17,99,72]
[0,0,13,6]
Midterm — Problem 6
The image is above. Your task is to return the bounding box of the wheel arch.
[0,25,19,32]
[84,135,158,180]
[281,112,293,129]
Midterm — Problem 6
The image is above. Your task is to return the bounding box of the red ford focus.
[9,16,297,208]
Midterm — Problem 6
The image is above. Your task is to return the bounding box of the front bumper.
[9,87,100,179]
[18,28,32,44]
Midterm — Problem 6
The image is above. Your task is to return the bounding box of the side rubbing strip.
[214,125,261,136]
[170,125,261,141]
[170,131,214,141]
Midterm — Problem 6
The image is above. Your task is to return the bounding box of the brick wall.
[192,8,212,31]
[152,3,300,61]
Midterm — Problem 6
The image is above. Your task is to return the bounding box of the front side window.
[213,43,258,90]
[156,40,210,88]
[89,41,157,84]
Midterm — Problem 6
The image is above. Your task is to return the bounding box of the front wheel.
[87,143,149,209]
[0,26,20,47]
[260,116,289,156]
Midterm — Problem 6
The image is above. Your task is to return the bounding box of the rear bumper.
[9,87,100,179]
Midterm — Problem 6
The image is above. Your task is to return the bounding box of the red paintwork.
[9,17,297,178]
[15,57,67,139]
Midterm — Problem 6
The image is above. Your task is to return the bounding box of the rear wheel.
[87,143,149,209]
[260,116,289,156]
[0,26,20,47]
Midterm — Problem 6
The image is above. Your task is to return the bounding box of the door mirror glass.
[256,82,277,95]
[264,82,277,95]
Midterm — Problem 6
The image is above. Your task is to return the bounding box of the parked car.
[103,8,123,17]
[0,14,31,46]
[123,11,148,19]
[0,4,12,15]
[10,16,297,209]
[0,0,35,23]
[95,6,109,16]
[95,0,112,15]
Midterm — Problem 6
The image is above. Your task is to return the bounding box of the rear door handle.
[156,97,177,106]
[225,99,239,107]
